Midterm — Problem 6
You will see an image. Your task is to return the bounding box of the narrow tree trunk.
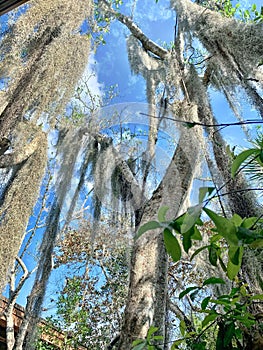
[184,64,263,344]
[15,202,60,350]
[0,128,47,292]
[15,128,89,349]
[6,303,15,350]
[5,257,29,350]
[185,65,260,218]
[118,110,202,348]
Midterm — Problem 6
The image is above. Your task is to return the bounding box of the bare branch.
[4,257,30,350]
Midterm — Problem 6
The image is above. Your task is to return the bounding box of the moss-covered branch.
[98,0,168,59]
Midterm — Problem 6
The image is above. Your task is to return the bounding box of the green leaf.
[229,287,240,297]
[209,299,231,307]
[179,286,199,300]
[202,313,218,328]
[199,186,215,203]
[235,316,255,328]
[132,340,147,350]
[181,205,202,234]
[136,221,161,239]
[227,247,243,279]
[230,213,243,226]
[224,322,235,347]
[163,228,181,262]
[203,277,225,286]
[132,343,146,350]
[190,245,210,261]
[252,4,257,11]
[192,226,202,240]
[204,208,238,246]
[171,339,184,349]
[158,206,170,223]
[179,320,186,336]
[170,213,187,233]
[258,149,263,163]
[228,246,242,265]
[231,148,260,178]
[147,326,158,341]
[201,296,211,310]
[240,285,248,297]
[249,238,263,248]
[182,228,194,253]
[236,226,261,244]
[208,245,218,266]
[132,339,145,346]
[196,217,203,226]
[241,216,262,229]
[241,217,259,229]
[244,9,250,18]
[250,294,263,300]
[152,335,163,340]
[254,15,262,22]
[210,234,222,243]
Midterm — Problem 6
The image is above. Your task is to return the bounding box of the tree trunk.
[118,107,202,348]
[3,258,29,350]
[0,127,47,292]
[15,202,60,350]
[15,128,89,349]
[185,65,260,218]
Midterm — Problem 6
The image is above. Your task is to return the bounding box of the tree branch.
[5,257,30,350]
[168,301,195,332]
[0,133,43,168]
[107,333,120,350]
[95,133,147,210]
[98,0,168,59]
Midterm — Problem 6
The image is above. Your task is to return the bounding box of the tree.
[38,221,129,349]
[97,1,262,349]
[0,0,93,293]
[0,1,94,348]
[97,0,263,348]
[0,0,263,349]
